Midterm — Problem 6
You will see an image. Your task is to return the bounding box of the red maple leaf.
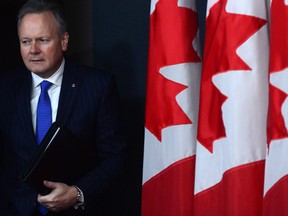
[267,0,288,145]
[145,0,201,141]
[197,0,267,153]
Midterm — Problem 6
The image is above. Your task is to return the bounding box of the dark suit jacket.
[0,61,126,216]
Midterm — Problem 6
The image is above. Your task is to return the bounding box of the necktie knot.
[40,80,52,93]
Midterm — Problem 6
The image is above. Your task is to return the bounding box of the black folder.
[22,122,91,195]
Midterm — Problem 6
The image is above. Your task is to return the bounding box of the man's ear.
[61,32,69,51]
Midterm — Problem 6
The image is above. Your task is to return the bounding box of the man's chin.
[31,70,55,79]
[27,68,47,77]
[29,69,44,74]
[26,65,45,74]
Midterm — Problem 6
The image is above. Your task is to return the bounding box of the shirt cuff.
[73,185,85,210]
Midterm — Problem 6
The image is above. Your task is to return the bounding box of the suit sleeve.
[74,75,126,208]
[0,74,21,215]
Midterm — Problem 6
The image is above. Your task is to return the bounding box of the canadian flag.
[263,0,288,215]
[194,0,269,216]
[141,0,201,215]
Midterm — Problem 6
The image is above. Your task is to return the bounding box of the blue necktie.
[36,80,52,144]
[36,80,52,215]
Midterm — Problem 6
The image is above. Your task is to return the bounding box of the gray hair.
[17,0,68,37]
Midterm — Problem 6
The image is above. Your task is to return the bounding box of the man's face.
[18,11,69,78]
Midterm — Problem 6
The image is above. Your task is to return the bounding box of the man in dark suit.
[0,0,126,215]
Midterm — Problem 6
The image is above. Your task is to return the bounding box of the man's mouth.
[30,59,44,62]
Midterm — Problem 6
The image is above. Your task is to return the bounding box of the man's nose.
[30,41,40,54]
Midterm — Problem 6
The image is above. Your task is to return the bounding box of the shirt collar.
[31,59,65,89]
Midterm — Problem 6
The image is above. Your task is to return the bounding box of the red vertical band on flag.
[195,161,265,216]
[142,157,195,216]
[263,175,288,216]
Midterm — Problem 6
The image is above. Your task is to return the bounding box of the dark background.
[0,0,207,215]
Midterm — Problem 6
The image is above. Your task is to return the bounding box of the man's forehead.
[18,12,59,36]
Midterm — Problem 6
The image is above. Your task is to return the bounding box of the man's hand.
[37,180,78,212]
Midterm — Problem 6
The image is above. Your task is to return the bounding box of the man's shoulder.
[67,60,111,74]
[0,65,29,85]
[65,61,114,83]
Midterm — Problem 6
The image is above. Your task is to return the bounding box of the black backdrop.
[0,0,207,215]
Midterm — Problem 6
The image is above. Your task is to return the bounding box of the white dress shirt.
[30,59,64,133]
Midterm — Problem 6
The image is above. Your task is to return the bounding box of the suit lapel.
[56,62,79,125]
[16,70,37,147]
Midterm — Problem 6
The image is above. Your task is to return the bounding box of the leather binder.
[22,122,92,195]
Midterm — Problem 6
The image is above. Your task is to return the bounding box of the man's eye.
[21,40,31,45]
[39,39,49,43]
